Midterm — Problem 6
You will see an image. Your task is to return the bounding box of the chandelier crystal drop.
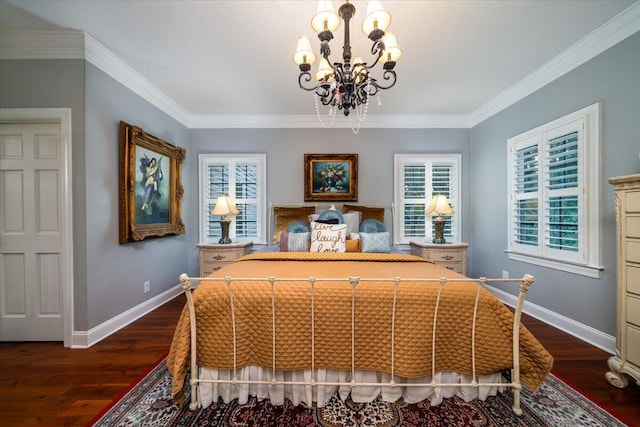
[293,0,401,132]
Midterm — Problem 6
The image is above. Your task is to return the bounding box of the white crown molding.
[0,30,85,59]
[83,33,192,127]
[469,2,640,127]
[2,2,638,129]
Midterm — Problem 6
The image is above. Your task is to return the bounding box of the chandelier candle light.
[211,194,239,244]
[293,0,401,131]
[425,194,454,244]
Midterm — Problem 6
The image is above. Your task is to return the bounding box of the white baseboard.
[485,284,616,355]
[71,285,183,349]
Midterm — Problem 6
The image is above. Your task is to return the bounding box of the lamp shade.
[351,56,368,83]
[311,0,340,33]
[293,35,317,66]
[425,195,453,216]
[362,0,392,35]
[315,56,334,81]
[380,32,402,63]
[211,194,239,216]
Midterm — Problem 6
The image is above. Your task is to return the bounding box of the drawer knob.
[446,266,454,270]
[213,266,222,271]
[213,255,224,260]
[442,255,454,260]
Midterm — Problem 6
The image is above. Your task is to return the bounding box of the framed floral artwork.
[119,121,186,243]
[304,153,358,202]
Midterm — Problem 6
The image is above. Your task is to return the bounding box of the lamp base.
[218,218,232,244]
[432,216,447,244]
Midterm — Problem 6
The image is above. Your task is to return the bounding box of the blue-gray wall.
[84,63,191,328]
[188,127,472,269]
[469,32,640,335]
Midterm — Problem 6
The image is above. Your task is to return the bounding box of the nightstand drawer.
[437,262,464,274]
[202,250,240,263]
[202,262,227,275]
[429,251,464,263]
[198,242,253,277]
[409,241,468,276]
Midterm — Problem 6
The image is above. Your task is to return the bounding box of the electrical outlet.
[502,270,509,279]
[144,281,150,293]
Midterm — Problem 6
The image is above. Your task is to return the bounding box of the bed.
[167,252,553,415]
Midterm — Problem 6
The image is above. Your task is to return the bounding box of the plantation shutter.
[234,163,258,238]
[512,139,539,249]
[395,154,460,244]
[200,154,266,244]
[206,163,229,239]
[432,165,454,239]
[402,164,426,238]
[543,121,583,263]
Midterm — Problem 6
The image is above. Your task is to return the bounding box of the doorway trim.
[0,108,74,347]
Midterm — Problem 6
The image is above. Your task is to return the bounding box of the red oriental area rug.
[87,357,630,427]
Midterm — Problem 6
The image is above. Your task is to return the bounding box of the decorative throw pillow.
[346,238,361,252]
[359,218,386,233]
[317,209,344,224]
[309,221,347,252]
[342,211,361,235]
[360,231,391,253]
[287,220,311,233]
[273,206,316,244]
[279,232,310,252]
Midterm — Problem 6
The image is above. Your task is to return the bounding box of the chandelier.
[293,0,401,132]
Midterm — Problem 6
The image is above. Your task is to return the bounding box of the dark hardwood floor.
[1,296,639,426]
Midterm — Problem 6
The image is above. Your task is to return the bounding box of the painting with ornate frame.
[119,121,186,243]
[304,153,358,202]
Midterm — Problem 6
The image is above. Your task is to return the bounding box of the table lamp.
[425,194,453,244]
[211,194,239,244]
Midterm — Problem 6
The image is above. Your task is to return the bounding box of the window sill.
[505,251,604,279]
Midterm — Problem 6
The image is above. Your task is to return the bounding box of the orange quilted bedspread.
[167,252,553,401]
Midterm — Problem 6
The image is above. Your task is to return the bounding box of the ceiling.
[0,0,637,127]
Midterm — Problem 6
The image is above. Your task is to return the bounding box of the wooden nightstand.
[410,241,469,275]
[197,242,252,277]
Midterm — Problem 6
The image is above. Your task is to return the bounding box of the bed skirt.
[197,366,504,408]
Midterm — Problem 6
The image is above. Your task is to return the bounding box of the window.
[394,154,461,244]
[199,154,267,244]
[507,103,601,277]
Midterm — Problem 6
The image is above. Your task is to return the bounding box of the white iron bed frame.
[177,272,534,415]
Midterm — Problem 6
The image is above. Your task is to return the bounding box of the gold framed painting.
[119,121,186,243]
[304,153,358,202]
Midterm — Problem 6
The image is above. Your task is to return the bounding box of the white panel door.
[0,122,63,341]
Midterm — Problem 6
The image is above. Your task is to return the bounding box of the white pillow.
[342,211,361,235]
[310,221,347,252]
